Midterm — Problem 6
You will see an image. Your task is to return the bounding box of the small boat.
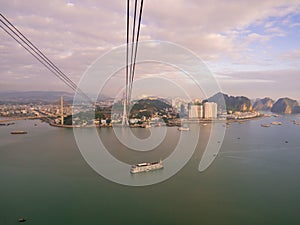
[178,127,190,131]
[271,121,282,125]
[0,122,15,126]
[10,131,27,134]
[261,124,270,127]
[18,218,26,222]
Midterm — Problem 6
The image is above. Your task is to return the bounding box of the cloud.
[281,49,300,60]
[246,33,271,43]
[0,0,300,97]
[216,69,300,99]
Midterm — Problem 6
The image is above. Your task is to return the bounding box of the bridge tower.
[60,96,64,125]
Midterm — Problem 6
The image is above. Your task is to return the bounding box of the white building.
[203,102,217,119]
[189,104,203,119]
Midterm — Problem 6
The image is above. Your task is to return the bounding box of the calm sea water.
[0,115,300,225]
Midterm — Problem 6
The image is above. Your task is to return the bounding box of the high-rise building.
[203,102,217,119]
[188,104,203,119]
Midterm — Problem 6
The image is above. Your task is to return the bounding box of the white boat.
[178,127,190,131]
[130,160,163,174]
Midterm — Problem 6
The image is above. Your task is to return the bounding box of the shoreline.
[1,113,296,129]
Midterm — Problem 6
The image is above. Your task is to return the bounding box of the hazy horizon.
[0,89,299,103]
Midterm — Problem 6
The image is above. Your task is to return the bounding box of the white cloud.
[0,0,300,97]
[289,22,300,27]
[247,33,271,43]
[280,49,300,63]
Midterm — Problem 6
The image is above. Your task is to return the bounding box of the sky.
[1,0,300,100]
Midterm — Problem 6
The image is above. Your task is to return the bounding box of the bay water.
[0,115,300,225]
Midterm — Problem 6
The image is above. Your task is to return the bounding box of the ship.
[130,160,163,174]
[10,130,27,134]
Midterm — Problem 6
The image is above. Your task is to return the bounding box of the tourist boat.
[130,160,163,174]
[10,130,27,134]
[178,126,190,131]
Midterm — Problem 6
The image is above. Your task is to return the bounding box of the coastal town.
[0,95,262,128]
[1,92,300,128]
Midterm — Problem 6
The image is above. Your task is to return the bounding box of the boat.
[178,126,190,131]
[271,121,282,125]
[18,218,26,222]
[261,123,270,127]
[130,160,163,174]
[0,122,15,126]
[293,121,300,125]
[10,130,27,134]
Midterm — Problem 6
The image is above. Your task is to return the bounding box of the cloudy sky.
[1,0,300,100]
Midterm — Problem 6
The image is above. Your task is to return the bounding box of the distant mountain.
[130,98,172,117]
[208,92,252,112]
[0,91,74,104]
[271,98,300,114]
[253,97,274,111]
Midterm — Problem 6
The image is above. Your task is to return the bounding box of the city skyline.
[1,0,300,99]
